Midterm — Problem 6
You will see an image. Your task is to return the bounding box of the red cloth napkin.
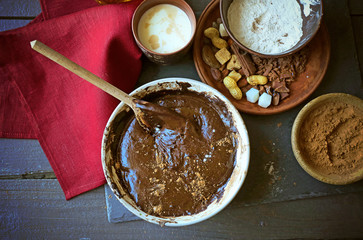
[0,0,143,199]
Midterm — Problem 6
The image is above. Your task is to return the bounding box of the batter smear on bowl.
[115,90,237,217]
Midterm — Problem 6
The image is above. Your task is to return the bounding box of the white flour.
[300,0,320,16]
[228,0,303,54]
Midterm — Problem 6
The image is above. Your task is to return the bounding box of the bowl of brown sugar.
[291,93,363,185]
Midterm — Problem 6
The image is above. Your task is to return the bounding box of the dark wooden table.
[1,0,363,239]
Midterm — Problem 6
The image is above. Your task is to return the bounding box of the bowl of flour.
[220,0,322,57]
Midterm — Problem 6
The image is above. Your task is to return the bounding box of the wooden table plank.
[1,179,362,239]
[349,0,363,15]
[0,0,40,32]
[351,16,363,82]
[0,139,53,177]
[0,0,41,17]
[0,19,33,32]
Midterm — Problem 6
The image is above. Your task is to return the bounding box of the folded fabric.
[0,0,142,199]
[39,0,99,20]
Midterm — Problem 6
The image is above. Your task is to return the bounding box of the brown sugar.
[299,101,363,176]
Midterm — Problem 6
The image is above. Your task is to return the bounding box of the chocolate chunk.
[263,64,273,76]
[241,84,253,93]
[237,68,246,79]
[268,70,279,81]
[271,80,284,89]
[237,78,248,88]
[280,92,290,100]
[219,63,226,71]
[280,72,293,79]
[259,85,265,95]
[272,92,280,106]
[251,55,262,65]
[264,84,273,95]
[221,69,229,79]
[275,85,290,93]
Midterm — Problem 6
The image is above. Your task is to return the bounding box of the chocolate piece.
[268,70,279,81]
[271,80,284,89]
[219,63,226,71]
[241,84,253,93]
[237,68,246,78]
[293,48,308,74]
[275,83,290,93]
[280,72,293,79]
[259,85,265,95]
[221,69,229,79]
[263,64,273,76]
[272,92,280,106]
[280,91,290,100]
[251,55,262,65]
[264,84,272,95]
[237,78,248,88]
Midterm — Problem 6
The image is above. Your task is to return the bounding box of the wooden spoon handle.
[30,40,135,107]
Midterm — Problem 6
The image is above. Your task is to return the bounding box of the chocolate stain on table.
[110,89,238,217]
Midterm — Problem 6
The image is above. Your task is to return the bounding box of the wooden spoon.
[30,40,187,134]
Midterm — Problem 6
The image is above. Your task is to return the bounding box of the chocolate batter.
[116,90,237,217]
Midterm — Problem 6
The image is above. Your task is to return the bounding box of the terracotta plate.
[193,0,331,115]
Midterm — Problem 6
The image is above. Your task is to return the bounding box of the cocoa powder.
[299,101,363,176]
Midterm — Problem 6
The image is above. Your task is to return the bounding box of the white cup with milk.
[132,0,196,64]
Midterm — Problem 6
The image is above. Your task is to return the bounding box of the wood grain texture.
[184,0,212,18]
[0,19,32,31]
[0,0,41,17]
[0,139,52,176]
[0,0,39,32]
[316,0,362,97]
[351,16,363,83]
[1,180,362,239]
[349,0,363,15]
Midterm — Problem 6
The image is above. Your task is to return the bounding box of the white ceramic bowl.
[101,78,250,226]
